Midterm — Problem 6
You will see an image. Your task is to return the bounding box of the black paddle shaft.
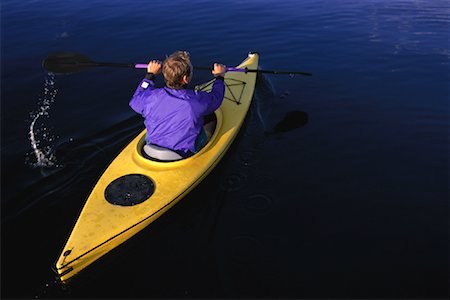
[43,53,136,74]
[193,66,312,76]
[43,52,312,76]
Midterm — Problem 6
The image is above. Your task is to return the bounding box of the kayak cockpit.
[142,144,183,161]
[137,112,219,162]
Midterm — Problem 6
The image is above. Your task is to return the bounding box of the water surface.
[1,0,448,298]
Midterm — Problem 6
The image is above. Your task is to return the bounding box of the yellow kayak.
[54,52,259,282]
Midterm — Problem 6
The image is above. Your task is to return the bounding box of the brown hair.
[162,51,192,89]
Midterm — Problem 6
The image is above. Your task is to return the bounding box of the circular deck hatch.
[105,174,154,206]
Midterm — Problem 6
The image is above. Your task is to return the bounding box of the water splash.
[28,73,59,168]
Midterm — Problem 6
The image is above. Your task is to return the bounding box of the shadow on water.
[267,110,309,135]
[255,73,309,136]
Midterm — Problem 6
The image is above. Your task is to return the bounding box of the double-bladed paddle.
[42,52,312,76]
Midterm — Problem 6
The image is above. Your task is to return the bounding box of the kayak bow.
[54,52,259,282]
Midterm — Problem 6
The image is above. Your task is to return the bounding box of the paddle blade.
[42,52,96,74]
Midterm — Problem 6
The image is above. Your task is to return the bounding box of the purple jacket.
[129,75,225,155]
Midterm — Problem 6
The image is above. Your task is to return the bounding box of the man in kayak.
[129,51,226,158]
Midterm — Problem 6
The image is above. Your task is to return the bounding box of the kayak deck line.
[197,77,247,105]
[55,52,259,282]
[224,78,247,105]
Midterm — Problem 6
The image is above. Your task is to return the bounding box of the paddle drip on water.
[27,73,59,168]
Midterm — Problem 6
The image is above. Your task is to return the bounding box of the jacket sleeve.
[200,76,225,115]
[129,73,157,114]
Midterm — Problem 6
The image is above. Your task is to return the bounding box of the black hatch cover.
[105,174,155,206]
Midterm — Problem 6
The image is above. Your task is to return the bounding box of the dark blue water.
[1,0,448,298]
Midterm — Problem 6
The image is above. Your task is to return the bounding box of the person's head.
[162,51,193,89]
